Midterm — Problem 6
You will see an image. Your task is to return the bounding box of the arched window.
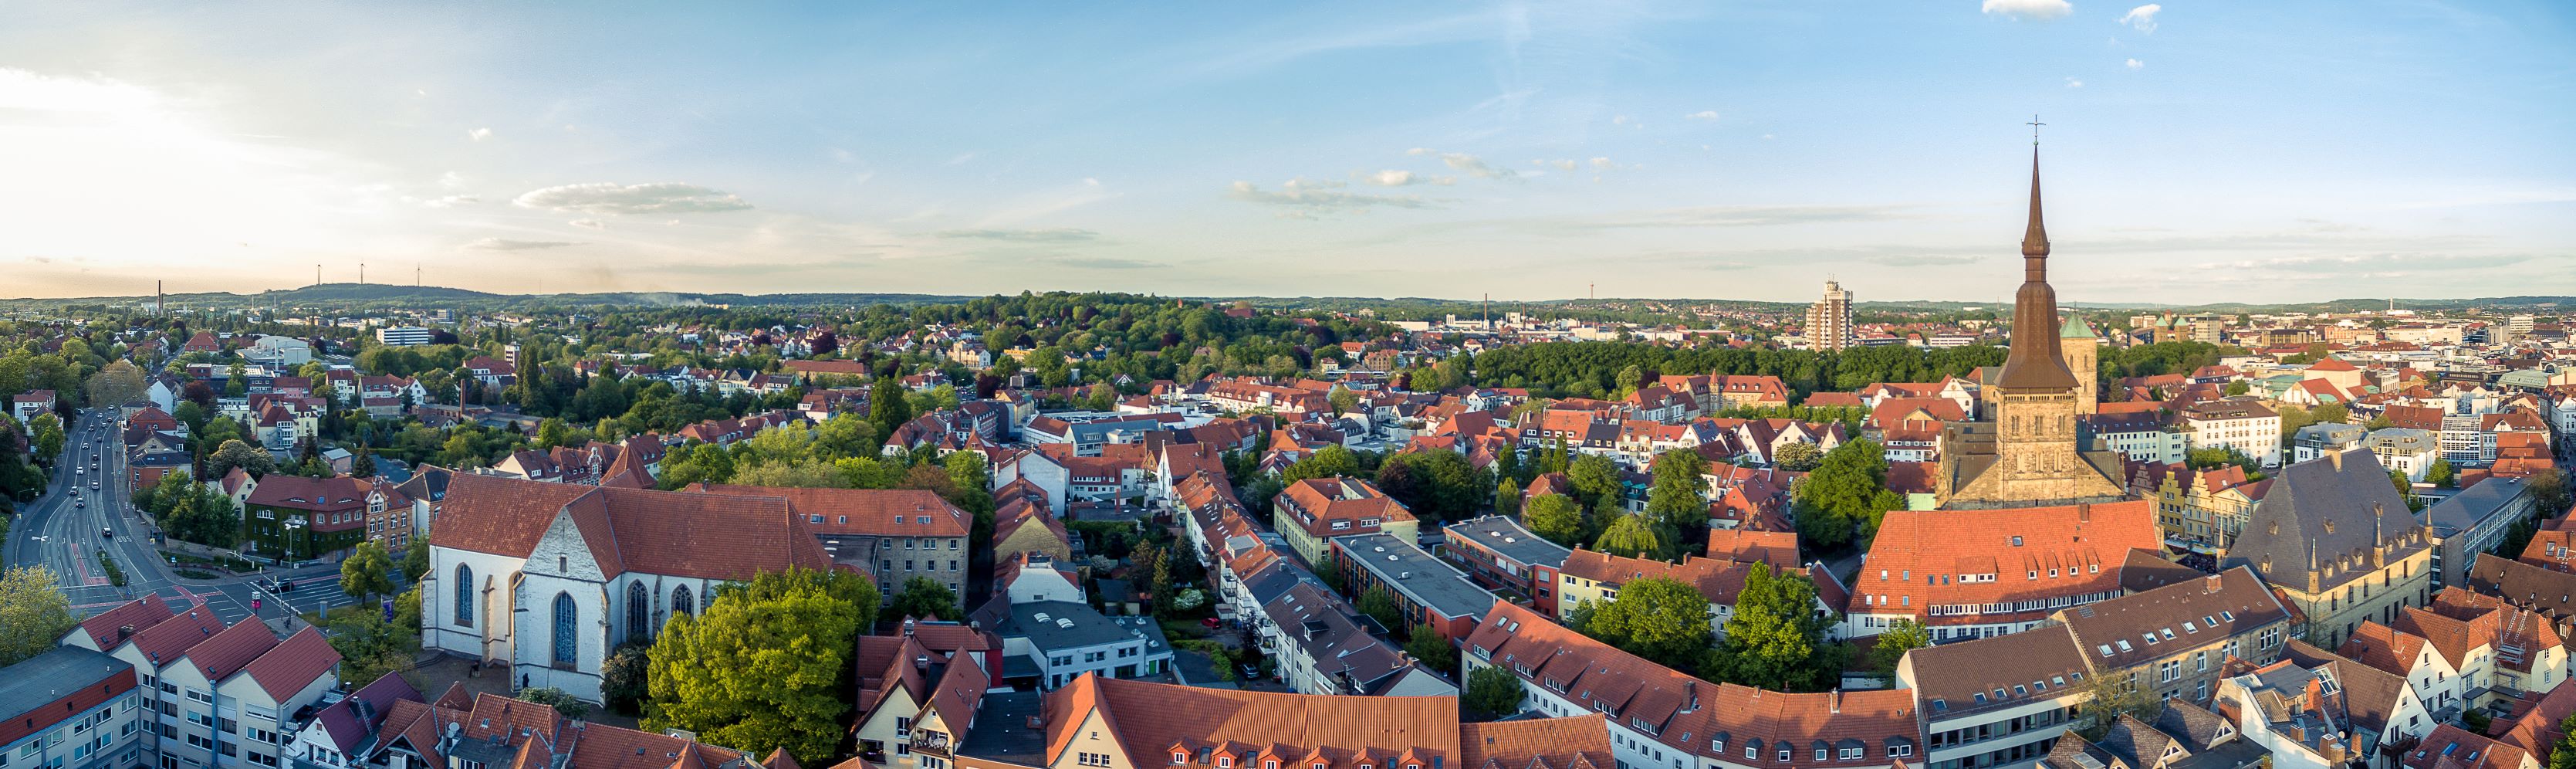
[626,581,651,641]
[553,593,578,666]
[672,585,695,618]
[453,564,474,627]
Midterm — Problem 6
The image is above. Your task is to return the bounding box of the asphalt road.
[5,408,404,631]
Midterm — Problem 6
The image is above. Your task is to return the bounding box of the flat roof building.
[1334,532,1497,642]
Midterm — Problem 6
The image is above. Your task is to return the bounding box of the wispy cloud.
[2126,58,2144,69]
[1685,110,1720,122]
[2118,4,2162,33]
[463,238,581,252]
[1983,0,2072,20]
[1408,148,1517,181]
[2065,77,2084,88]
[466,127,491,141]
[569,219,604,229]
[1227,178,1436,217]
[935,228,1102,242]
[421,195,478,208]
[1357,169,1453,187]
[512,182,752,215]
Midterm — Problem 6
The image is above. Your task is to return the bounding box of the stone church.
[1935,150,2131,509]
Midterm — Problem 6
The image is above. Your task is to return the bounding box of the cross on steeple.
[2027,114,2044,145]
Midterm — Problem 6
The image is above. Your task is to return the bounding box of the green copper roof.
[2060,315,2098,339]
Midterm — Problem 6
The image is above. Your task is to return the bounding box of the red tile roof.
[1851,500,2158,626]
[72,594,174,649]
[1043,675,1466,769]
[242,627,343,702]
[692,484,970,538]
[179,618,283,684]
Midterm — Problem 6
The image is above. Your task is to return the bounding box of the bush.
[96,551,127,587]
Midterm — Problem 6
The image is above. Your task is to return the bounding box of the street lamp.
[282,518,306,563]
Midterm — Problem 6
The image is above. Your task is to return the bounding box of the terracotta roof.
[1043,675,1464,769]
[428,473,597,556]
[2059,567,2288,672]
[241,626,342,701]
[179,618,283,683]
[435,474,830,580]
[245,474,379,511]
[1904,624,2089,717]
[72,594,174,649]
[1465,602,1917,767]
[1458,715,1613,769]
[1852,500,2158,626]
[127,602,226,666]
[692,484,970,538]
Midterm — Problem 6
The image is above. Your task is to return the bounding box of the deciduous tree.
[340,541,397,603]
[647,567,877,767]
[0,565,75,666]
[1706,564,1841,692]
[1521,493,1584,547]
[1574,576,1710,673]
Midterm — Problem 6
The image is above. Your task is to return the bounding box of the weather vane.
[2027,114,2044,145]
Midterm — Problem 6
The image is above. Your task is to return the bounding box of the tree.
[1358,584,1405,631]
[320,589,421,692]
[1328,386,1360,415]
[602,642,653,716]
[647,567,877,767]
[868,377,913,439]
[0,565,76,666]
[86,360,148,408]
[1791,438,1903,551]
[2429,458,2457,489]
[1492,479,1520,518]
[208,439,276,479]
[1463,664,1527,721]
[1707,564,1841,692]
[340,541,397,602]
[885,576,962,622]
[813,413,881,459]
[29,415,63,462]
[2392,470,2427,513]
[1405,625,1459,674]
[1567,454,1622,510]
[1522,493,1584,547]
[350,450,377,479]
[2075,671,2163,740]
[2530,468,2572,520]
[1594,513,1668,561]
[729,459,850,489]
[225,361,248,398]
[1645,450,1709,531]
[1574,577,1711,673]
[1868,618,1932,678]
[401,537,432,581]
[1771,442,1824,473]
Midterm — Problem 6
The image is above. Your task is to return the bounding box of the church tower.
[1935,147,2127,508]
[2061,316,2099,415]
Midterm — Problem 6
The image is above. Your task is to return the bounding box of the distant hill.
[4,283,2565,316]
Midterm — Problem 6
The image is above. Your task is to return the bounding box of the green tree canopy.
[1706,564,1841,692]
[1521,493,1585,547]
[1594,513,1669,561]
[1574,576,1711,673]
[0,565,76,666]
[1462,663,1526,721]
[340,541,397,603]
[1868,618,1932,678]
[1790,438,1902,550]
[886,576,962,622]
[1645,449,1709,531]
[647,567,878,767]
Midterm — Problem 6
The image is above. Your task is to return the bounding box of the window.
[454,564,475,626]
[627,581,652,642]
[1173,753,1188,765]
[673,585,695,617]
[1777,749,1791,762]
[552,593,579,665]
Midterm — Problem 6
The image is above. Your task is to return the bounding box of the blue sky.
[3,1,2570,304]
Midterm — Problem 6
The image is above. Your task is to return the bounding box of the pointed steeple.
[1993,144,2081,392]
[2022,147,2050,259]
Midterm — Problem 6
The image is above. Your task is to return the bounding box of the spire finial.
[2027,114,2044,146]
[2021,133,2049,259]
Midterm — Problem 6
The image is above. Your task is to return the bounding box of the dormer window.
[1219,757,1232,769]
[1174,753,1188,765]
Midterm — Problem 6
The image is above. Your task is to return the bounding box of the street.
[4,408,404,630]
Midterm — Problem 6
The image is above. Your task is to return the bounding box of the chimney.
[1830,689,1842,713]
[118,625,135,641]
[2328,449,2343,470]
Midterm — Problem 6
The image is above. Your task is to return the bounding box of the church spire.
[2022,147,2050,260]
[1993,139,2081,392]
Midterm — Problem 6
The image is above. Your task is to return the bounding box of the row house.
[57,595,343,769]
[2057,567,2297,707]
[2080,408,2189,465]
[2338,589,2569,720]
[1657,374,1795,413]
[1867,398,1964,462]
[1256,581,1455,696]
[2177,398,2283,468]
[2128,462,2267,554]
[0,647,144,769]
[1856,379,1980,419]
[674,409,805,445]
[1207,379,1330,416]
[1844,500,2162,641]
[849,619,1001,767]
[1272,477,1418,569]
[1898,624,2092,769]
[1465,602,1920,769]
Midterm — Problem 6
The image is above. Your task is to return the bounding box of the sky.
[2,1,2571,305]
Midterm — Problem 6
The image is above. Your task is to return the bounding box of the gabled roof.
[1042,675,1462,769]
[69,594,174,649]
[241,627,342,701]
